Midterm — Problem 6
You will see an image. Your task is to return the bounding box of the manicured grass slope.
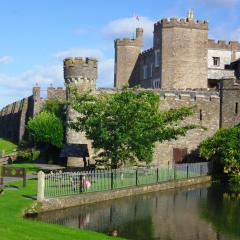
[0,138,17,154]
[0,179,123,240]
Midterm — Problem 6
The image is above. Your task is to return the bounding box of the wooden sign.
[0,167,26,188]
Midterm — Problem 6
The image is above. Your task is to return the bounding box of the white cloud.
[0,56,14,64]
[0,64,63,93]
[54,48,104,61]
[103,16,154,48]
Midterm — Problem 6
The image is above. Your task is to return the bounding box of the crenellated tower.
[154,16,209,89]
[63,57,98,167]
[114,28,143,89]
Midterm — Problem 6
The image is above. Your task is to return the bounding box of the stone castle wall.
[152,90,220,165]
[0,85,66,144]
[0,96,34,143]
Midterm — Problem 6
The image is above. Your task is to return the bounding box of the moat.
[37,183,240,240]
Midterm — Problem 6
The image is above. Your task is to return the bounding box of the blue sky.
[1,0,240,108]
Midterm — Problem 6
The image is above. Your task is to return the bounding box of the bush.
[17,149,40,162]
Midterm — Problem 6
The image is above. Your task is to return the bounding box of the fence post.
[23,168,26,188]
[136,170,138,186]
[111,171,114,190]
[187,165,189,179]
[200,164,203,176]
[37,171,45,201]
[174,165,176,180]
[157,168,159,183]
[80,175,83,193]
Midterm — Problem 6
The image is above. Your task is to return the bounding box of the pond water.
[37,183,240,240]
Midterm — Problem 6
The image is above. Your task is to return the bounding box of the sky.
[1,0,240,108]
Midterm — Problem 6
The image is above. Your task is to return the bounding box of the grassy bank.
[0,138,17,154]
[0,179,123,240]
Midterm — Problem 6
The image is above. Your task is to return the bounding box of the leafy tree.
[27,111,64,148]
[69,86,194,168]
[199,126,240,179]
[41,99,66,121]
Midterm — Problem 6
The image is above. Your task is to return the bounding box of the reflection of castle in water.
[38,184,237,240]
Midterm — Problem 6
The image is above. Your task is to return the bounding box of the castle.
[1,11,240,167]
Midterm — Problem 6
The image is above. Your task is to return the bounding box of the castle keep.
[1,11,240,167]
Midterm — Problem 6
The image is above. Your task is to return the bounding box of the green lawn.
[0,138,17,154]
[0,179,123,240]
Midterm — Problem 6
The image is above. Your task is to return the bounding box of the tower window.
[150,63,153,78]
[199,109,203,121]
[143,65,148,80]
[213,57,220,67]
[235,103,238,115]
[155,50,160,67]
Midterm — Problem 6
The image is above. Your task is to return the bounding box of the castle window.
[155,50,160,67]
[150,63,153,78]
[143,65,148,80]
[235,102,238,115]
[153,79,160,89]
[213,57,220,67]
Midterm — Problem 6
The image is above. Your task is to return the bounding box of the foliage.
[0,138,17,155]
[27,111,64,148]
[41,98,66,121]
[69,86,194,168]
[199,126,240,178]
[200,183,240,238]
[17,149,40,162]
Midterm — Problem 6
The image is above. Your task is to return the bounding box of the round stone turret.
[64,57,98,94]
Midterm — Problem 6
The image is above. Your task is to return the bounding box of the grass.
[6,163,40,174]
[0,179,123,240]
[0,138,17,155]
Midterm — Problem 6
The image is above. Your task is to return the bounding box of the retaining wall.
[39,175,211,213]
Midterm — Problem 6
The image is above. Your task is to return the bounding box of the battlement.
[114,28,143,47]
[64,57,97,68]
[158,89,219,102]
[114,38,142,47]
[154,17,208,30]
[64,57,98,82]
[47,86,66,100]
[208,39,240,50]
[141,48,154,56]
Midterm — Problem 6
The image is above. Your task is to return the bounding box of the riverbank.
[0,179,123,240]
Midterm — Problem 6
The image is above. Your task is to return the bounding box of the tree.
[27,111,64,148]
[69,87,194,168]
[41,99,66,121]
[199,126,240,181]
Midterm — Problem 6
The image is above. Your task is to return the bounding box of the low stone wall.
[39,175,211,213]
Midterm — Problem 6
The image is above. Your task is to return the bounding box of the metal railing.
[41,162,211,199]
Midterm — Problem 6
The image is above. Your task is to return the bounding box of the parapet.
[64,57,98,82]
[47,86,66,100]
[208,39,240,50]
[154,17,208,30]
[114,28,143,47]
[114,38,142,47]
[140,48,154,57]
[64,57,97,68]
[158,89,219,102]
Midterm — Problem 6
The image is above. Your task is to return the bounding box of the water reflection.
[38,183,239,240]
